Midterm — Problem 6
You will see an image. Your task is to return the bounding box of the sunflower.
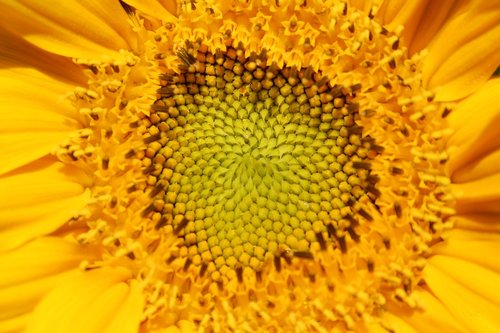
[1,0,499,332]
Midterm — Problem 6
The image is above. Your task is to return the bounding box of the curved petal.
[377,0,429,44]
[0,312,30,333]
[0,28,86,84]
[103,281,144,333]
[0,272,80,332]
[0,0,136,60]
[0,158,91,252]
[451,173,500,214]
[0,237,93,326]
[423,0,500,101]
[432,235,500,273]
[423,261,500,332]
[0,68,83,176]
[406,0,463,54]
[121,0,177,21]
[0,237,93,289]
[26,267,134,333]
[397,288,465,333]
[453,149,500,184]
[447,78,500,176]
[449,213,500,233]
[428,255,500,306]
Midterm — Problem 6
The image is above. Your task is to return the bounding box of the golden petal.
[423,260,500,332]
[447,78,500,175]
[26,267,134,333]
[120,0,176,21]
[0,0,136,60]
[407,0,461,54]
[0,29,86,84]
[428,255,500,306]
[0,237,92,288]
[423,0,500,101]
[394,287,465,333]
[433,231,500,273]
[0,158,90,252]
[103,281,144,333]
[451,173,500,212]
[0,270,80,325]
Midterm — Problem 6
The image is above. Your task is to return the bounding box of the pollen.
[58,1,455,332]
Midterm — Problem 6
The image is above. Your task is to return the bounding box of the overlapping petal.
[0,158,91,252]
[0,0,136,60]
[26,267,141,333]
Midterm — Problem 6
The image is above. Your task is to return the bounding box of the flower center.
[144,44,378,275]
[61,2,456,330]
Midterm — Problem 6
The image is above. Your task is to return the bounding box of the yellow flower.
[1,0,499,332]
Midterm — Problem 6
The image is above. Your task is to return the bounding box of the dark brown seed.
[274,255,282,272]
[127,184,137,193]
[353,161,371,169]
[125,149,136,158]
[141,203,156,217]
[199,263,208,277]
[183,258,192,272]
[155,216,168,229]
[173,217,190,235]
[358,208,373,222]
[367,260,374,272]
[236,266,244,283]
[315,232,327,250]
[102,157,109,170]
[392,39,399,50]
[441,108,452,118]
[293,251,314,260]
[144,133,161,144]
[394,202,402,218]
[149,184,165,198]
[337,236,347,253]
[129,120,140,128]
[390,167,404,175]
[346,226,360,242]
[326,223,336,237]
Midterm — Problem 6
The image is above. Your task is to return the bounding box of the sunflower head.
[1,1,499,333]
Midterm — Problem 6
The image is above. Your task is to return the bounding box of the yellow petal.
[349,0,375,13]
[453,149,500,184]
[26,267,132,333]
[433,235,500,274]
[0,69,83,176]
[0,237,92,288]
[399,287,465,333]
[0,158,91,252]
[121,0,176,21]
[378,0,429,45]
[0,0,136,60]
[0,312,30,333]
[407,0,461,54]
[423,262,500,332]
[103,281,143,333]
[158,0,178,17]
[381,312,419,333]
[423,0,500,101]
[0,29,86,84]
[447,78,500,175]
[451,173,500,214]
[0,269,79,322]
[428,255,500,306]
[444,227,500,243]
[0,132,79,177]
[450,213,500,233]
